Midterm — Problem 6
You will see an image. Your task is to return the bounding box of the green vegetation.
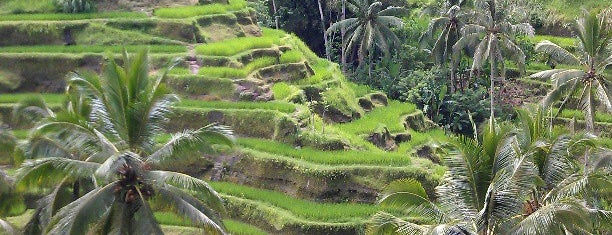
[239,138,412,166]
[298,59,335,85]
[199,57,277,78]
[178,100,296,113]
[279,50,304,64]
[0,45,186,54]
[335,101,417,134]
[223,220,269,235]
[210,181,400,222]
[0,93,65,104]
[154,0,248,18]
[530,35,576,51]
[271,82,299,100]
[544,0,611,20]
[557,109,612,123]
[0,12,147,21]
[0,0,55,14]
[195,36,281,56]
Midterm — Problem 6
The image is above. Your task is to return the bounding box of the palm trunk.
[450,66,456,93]
[341,0,346,72]
[272,0,279,29]
[317,0,330,60]
[489,38,496,130]
[72,181,80,200]
[368,51,373,80]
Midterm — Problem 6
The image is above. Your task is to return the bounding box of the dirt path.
[186,44,200,75]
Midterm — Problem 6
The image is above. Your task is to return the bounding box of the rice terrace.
[0,0,610,234]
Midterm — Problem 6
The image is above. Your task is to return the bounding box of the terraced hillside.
[0,0,447,234]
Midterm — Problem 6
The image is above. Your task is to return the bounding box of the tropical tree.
[531,9,611,133]
[420,0,469,92]
[16,50,235,235]
[369,117,612,234]
[326,0,405,78]
[452,0,534,128]
[0,169,20,235]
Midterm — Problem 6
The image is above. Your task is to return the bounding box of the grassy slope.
[0,2,449,234]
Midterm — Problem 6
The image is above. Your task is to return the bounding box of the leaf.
[46,182,117,235]
[0,218,15,235]
[534,40,581,66]
[512,201,589,234]
[16,157,99,189]
[146,170,225,213]
[156,185,226,235]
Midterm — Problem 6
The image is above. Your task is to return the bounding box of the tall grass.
[271,82,297,100]
[261,27,288,39]
[279,50,304,64]
[177,100,296,113]
[210,181,400,222]
[0,12,147,21]
[335,100,417,135]
[198,57,277,78]
[531,35,576,50]
[0,45,186,53]
[224,220,269,235]
[297,60,334,85]
[154,212,268,235]
[0,0,55,14]
[238,138,412,166]
[154,0,247,18]
[0,93,64,104]
[556,108,612,123]
[195,36,280,56]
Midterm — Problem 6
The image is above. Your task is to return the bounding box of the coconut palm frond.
[0,218,14,235]
[541,136,575,186]
[12,95,55,125]
[545,172,611,202]
[471,35,491,70]
[156,186,226,235]
[541,76,579,109]
[368,212,425,235]
[510,23,535,37]
[379,179,429,206]
[146,170,225,213]
[146,124,234,165]
[530,69,568,80]
[512,201,590,234]
[535,40,581,66]
[379,6,407,16]
[462,24,486,35]
[16,157,99,188]
[501,36,526,73]
[46,182,117,235]
[595,79,612,113]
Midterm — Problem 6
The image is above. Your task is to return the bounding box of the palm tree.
[326,0,405,78]
[420,0,469,92]
[0,169,19,235]
[453,0,534,128]
[531,9,611,133]
[369,118,611,234]
[16,50,235,234]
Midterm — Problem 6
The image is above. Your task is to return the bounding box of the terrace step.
[221,146,441,203]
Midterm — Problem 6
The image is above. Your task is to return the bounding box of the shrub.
[335,100,416,135]
[55,0,95,13]
[394,67,489,136]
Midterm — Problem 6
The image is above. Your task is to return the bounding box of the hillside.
[0,0,448,234]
